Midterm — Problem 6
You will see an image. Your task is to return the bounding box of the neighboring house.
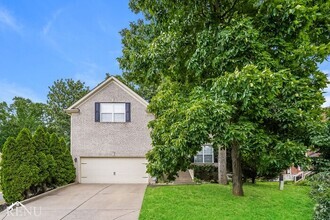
[282,151,318,182]
[65,76,154,184]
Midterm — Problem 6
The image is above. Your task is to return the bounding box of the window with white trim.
[100,103,126,122]
[194,145,214,163]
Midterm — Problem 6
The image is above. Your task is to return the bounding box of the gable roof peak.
[65,76,148,112]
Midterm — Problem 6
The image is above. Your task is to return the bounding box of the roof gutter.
[65,108,80,114]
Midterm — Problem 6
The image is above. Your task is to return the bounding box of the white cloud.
[0,80,44,104]
[0,6,21,32]
[42,9,63,36]
[73,61,105,88]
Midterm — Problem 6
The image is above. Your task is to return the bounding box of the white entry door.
[80,157,148,184]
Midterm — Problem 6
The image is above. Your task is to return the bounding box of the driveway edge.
[0,182,78,214]
[22,182,78,205]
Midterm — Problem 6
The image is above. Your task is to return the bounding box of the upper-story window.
[194,145,214,163]
[95,102,131,123]
[101,103,125,122]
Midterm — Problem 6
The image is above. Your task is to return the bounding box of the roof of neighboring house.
[65,76,148,113]
[307,151,321,158]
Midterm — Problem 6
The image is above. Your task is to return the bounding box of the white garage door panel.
[80,158,148,184]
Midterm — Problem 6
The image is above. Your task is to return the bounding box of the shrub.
[49,133,60,184]
[310,171,330,220]
[1,128,76,203]
[15,129,39,197]
[33,127,50,190]
[50,135,75,185]
[191,164,218,182]
[0,137,23,202]
[56,138,76,185]
[0,129,39,203]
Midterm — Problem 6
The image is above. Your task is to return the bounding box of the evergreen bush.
[49,134,75,186]
[33,127,50,191]
[0,137,24,202]
[0,129,39,203]
[57,138,76,185]
[0,128,76,203]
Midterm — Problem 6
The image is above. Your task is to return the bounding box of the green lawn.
[139,182,314,220]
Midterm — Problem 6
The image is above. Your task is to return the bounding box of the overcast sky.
[0,0,329,107]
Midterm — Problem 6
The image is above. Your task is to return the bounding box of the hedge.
[0,127,76,203]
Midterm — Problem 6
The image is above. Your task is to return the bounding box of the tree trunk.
[218,148,228,185]
[231,142,244,196]
[251,176,256,184]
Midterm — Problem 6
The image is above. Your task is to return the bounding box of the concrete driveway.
[0,184,147,220]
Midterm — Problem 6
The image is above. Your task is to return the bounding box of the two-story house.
[65,76,154,184]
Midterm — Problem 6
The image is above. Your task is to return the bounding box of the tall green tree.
[0,102,12,150]
[47,79,89,142]
[0,97,49,150]
[119,0,330,196]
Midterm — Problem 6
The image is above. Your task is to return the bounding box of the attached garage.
[80,157,149,184]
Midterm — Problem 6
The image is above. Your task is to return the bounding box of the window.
[95,102,131,123]
[194,145,214,163]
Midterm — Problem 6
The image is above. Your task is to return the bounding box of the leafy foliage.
[310,172,330,220]
[119,0,329,95]
[0,97,49,151]
[119,0,330,195]
[310,108,330,172]
[147,66,320,179]
[47,79,89,142]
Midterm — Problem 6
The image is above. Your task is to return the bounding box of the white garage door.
[80,157,148,184]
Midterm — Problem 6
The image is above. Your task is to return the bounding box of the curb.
[22,182,77,205]
[0,182,77,214]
